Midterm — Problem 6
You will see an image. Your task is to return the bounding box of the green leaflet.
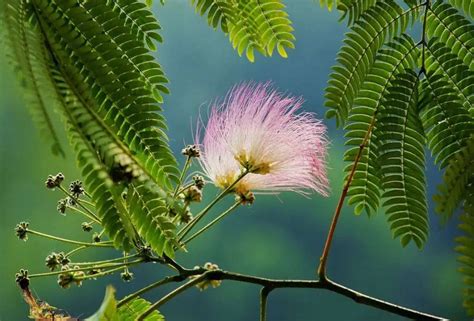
[86,286,165,321]
[448,0,474,20]
[337,0,378,25]
[118,298,165,321]
[378,71,428,248]
[345,34,419,217]
[127,183,179,258]
[86,286,118,321]
[1,1,64,157]
[191,0,295,62]
[426,1,474,71]
[325,0,420,126]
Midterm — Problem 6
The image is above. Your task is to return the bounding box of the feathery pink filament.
[196,82,329,196]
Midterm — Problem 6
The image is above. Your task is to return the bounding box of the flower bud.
[182,144,201,158]
[15,222,29,241]
[120,270,134,282]
[69,180,84,198]
[184,186,203,203]
[193,262,221,291]
[193,175,205,190]
[45,173,64,189]
[92,233,101,243]
[15,269,29,289]
[57,198,68,214]
[81,222,93,232]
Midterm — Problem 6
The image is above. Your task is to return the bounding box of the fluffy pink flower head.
[196,82,329,197]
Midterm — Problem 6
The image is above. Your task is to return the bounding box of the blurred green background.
[0,1,463,320]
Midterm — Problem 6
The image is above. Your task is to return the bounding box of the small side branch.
[260,287,273,321]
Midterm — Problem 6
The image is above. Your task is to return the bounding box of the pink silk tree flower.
[196,82,329,197]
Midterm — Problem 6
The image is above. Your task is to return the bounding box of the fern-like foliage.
[191,0,295,62]
[324,0,473,250]
[378,71,428,248]
[2,0,183,253]
[337,0,377,25]
[426,1,474,71]
[344,34,419,217]
[448,0,474,20]
[127,183,179,257]
[434,135,474,221]
[325,0,420,126]
[1,1,64,157]
[425,39,474,114]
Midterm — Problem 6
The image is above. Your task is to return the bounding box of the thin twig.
[317,118,376,278]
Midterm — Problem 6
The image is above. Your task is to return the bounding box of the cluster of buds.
[57,266,85,288]
[193,262,222,291]
[15,222,29,241]
[182,144,201,158]
[45,252,70,271]
[45,173,64,189]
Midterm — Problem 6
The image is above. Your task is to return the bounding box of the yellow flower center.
[235,151,272,175]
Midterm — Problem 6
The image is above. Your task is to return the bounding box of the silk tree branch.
[130,263,446,321]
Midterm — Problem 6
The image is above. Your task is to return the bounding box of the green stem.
[173,156,192,198]
[29,259,144,278]
[27,229,113,247]
[136,272,211,321]
[177,170,249,241]
[117,275,180,307]
[183,201,241,245]
[58,186,101,223]
[65,246,87,257]
[260,287,272,321]
[79,199,96,207]
[67,205,101,224]
[78,267,124,280]
[73,254,139,266]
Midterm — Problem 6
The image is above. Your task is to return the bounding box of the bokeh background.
[0,1,463,320]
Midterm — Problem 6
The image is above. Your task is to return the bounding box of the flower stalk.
[177,169,249,241]
[183,201,241,245]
